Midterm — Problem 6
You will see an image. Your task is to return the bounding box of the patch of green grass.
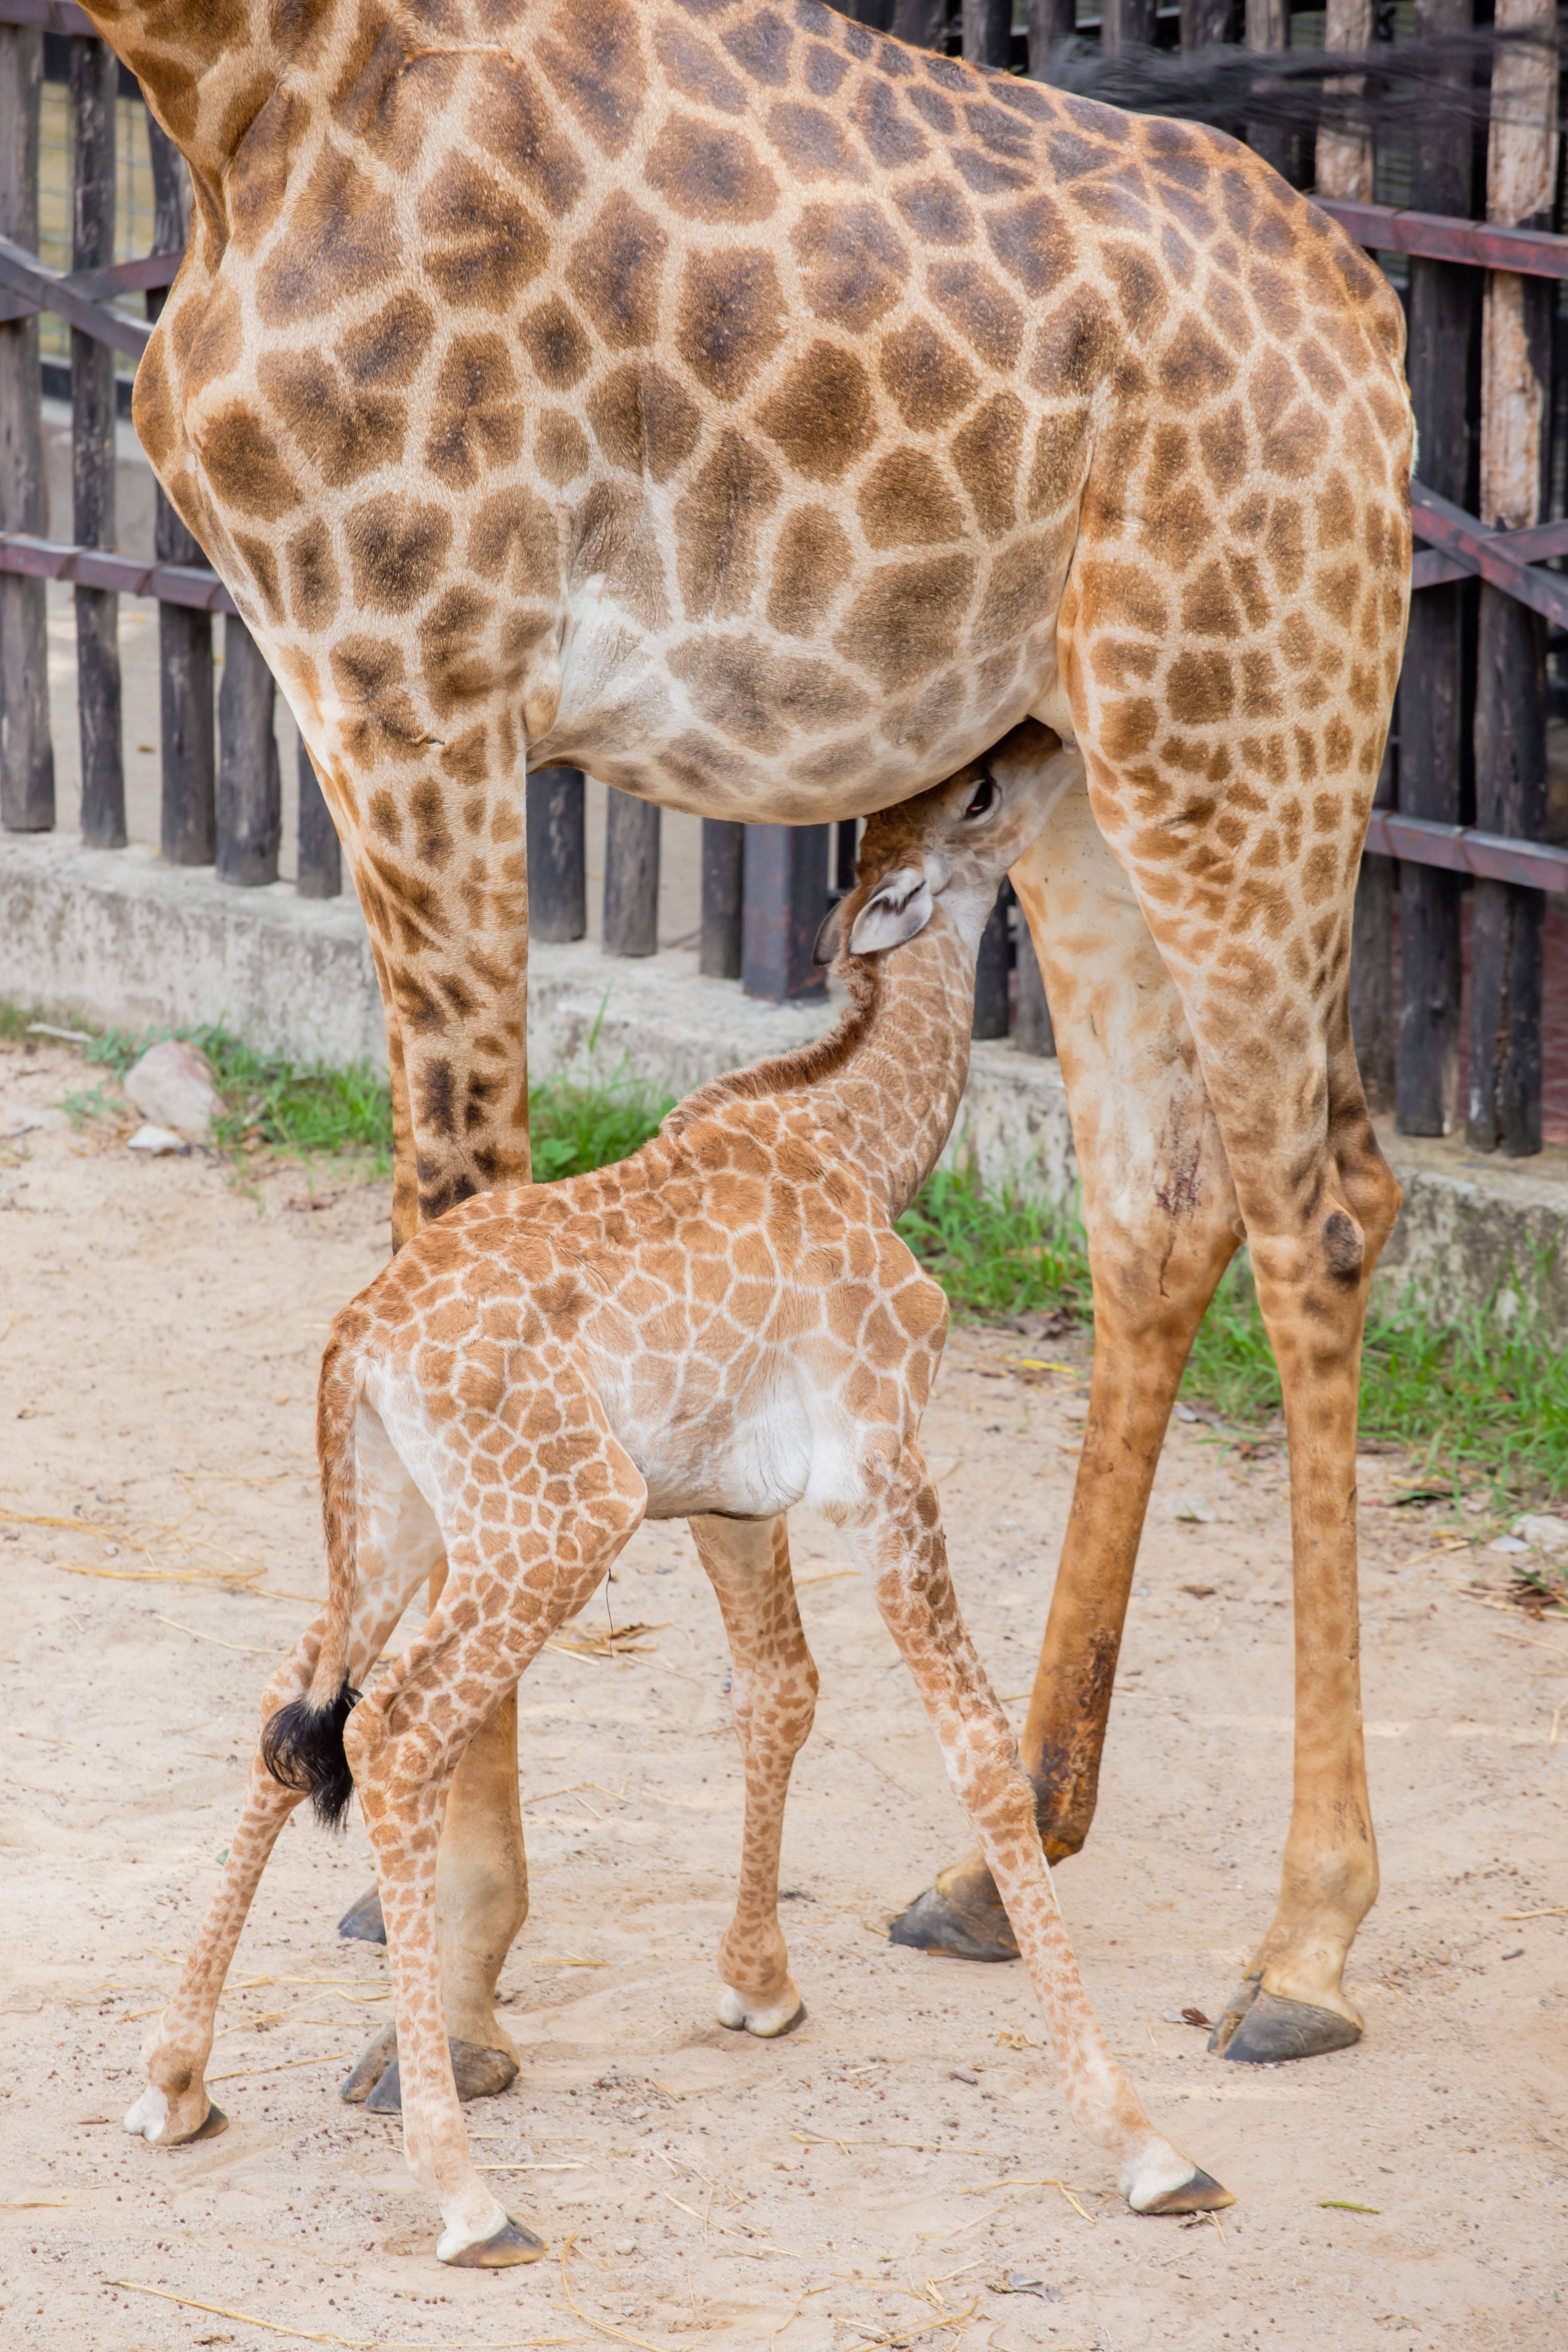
[527,1067,674,1180]
[895,1161,1093,1328]
[898,1159,1568,1510]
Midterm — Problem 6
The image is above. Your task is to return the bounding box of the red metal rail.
[0,531,234,614]
[1317,196,1568,283]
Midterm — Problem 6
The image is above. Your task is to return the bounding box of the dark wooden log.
[963,0,1012,67]
[834,817,858,896]
[526,764,585,943]
[1243,0,1290,184]
[1393,0,1475,1136]
[1350,744,1396,1113]
[70,34,122,849]
[1469,597,1546,1153]
[1466,0,1552,1156]
[295,738,341,901]
[603,786,660,958]
[700,816,744,981]
[891,0,949,40]
[1027,0,1076,73]
[1014,913,1056,1057]
[1102,0,1157,51]
[0,25,52,832]
[1181,0,1232,47]
[216,613,280,885]
[972,884,1011,1041]
[144,112,216,869]
[743,823,830,1003]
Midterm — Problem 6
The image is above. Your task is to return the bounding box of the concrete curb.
[3,829,1564,1337]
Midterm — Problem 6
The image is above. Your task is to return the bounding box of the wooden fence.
[0,2,1566,1125]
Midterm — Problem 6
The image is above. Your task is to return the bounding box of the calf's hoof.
[124,2084,229,2148]
[439,2216,547,2268]
[1131,2166,1236,2216]
[343,2028,520,2113]
[885,1865,1020,1963]
[337,1886,387,1945]
[717,1983,805,2039]
[1208,1977,1362,2064]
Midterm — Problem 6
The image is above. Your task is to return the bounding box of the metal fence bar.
[972,886,1011,1041]
[216,612,280,886]
[526,765,586,943]
[603,787,660,959]
[699,816,744,981]
[295,741,340,902]
[1363,812,1568,893]
[742,824,830,1004]
[70,28,122,848]
[0,22,52,831]
[1317,197,1568,282]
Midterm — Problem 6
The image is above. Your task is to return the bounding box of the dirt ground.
[1,1034,1566,2352]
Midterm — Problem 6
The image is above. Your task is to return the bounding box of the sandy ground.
[1,1032,1566,2352]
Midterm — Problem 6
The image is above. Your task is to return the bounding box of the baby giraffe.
[123,720,1231,2263]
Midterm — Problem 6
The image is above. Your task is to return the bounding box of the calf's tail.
[260,1329,363,1828]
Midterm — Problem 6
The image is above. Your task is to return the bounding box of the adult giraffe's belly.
[526,488,1081,826]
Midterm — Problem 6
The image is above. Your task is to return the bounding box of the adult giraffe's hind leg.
[1054,359,1409,2060]
[888,776,1243,1962]
[689,1513,818,2039]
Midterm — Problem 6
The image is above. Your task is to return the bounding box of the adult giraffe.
[82,0,1410,2098]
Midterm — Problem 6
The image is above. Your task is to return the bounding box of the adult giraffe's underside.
[84,0,1412,2098]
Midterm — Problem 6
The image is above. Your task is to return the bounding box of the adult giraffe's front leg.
[300,702,535,2105]
[888,776,1241,1961]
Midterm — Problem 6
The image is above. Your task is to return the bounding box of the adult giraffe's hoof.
[337,1885,387,1944]
[717,1983,806,2038]
[886,1859,1020,1962]
[1131,2167,1236,2216]
[1208,1978,1362,2064]
[438,2215,548,2267]
[343,2029,520,2113]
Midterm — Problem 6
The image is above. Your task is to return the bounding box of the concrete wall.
[2,827,1564,1339]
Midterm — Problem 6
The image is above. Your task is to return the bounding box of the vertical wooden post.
[216,615,280,885]
[1469,0,1556,1156]
[1014,918,1056,1057]
[972,886,1011,1041]
[700,817,745,980]
[1243,0,1291,182]
[964,0,1013,67]
[1314,0,1375,205]
[891,0,949,42]
[0,26,53,832]
[295,740,341,900]
[145,117,215,870]
[526,765,585,943]
[1394,0,1475,1135]
[70,34,123,849]
[1350,743,1396,1112]
[1181,0,1232,49]
[1027,0,1076,74]
[1102,0,1157,51]
[743,824,830,1003]
[603,787,660,958]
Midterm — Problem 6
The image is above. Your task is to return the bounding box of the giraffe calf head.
[815,719,1077,967]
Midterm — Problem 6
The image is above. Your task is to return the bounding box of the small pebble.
[949,2066,978,2085]
[614,2238,637,2257]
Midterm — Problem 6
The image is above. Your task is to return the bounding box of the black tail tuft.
[261,1677,361,1830]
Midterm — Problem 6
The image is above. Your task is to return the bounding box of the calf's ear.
[812,902,844,967]
[848,868,934,956]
